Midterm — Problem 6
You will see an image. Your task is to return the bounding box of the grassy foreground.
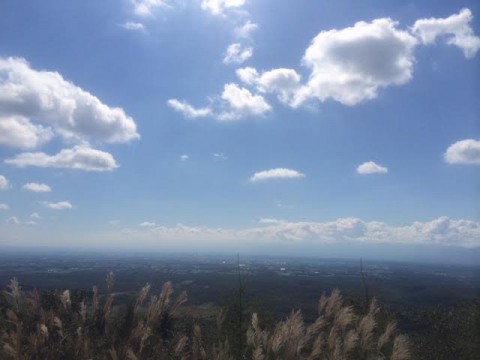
[0,274,409,360]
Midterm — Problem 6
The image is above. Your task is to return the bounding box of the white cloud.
[30,212,40,219]
[250,168,305,182]
[132,0,168,17]
[258,218,285,225]
[201,0,246,16]
[0,175,8,190]
[0,57,139,148]
[23,182,52,193]
[139,221,156,227]
[167,99,212,118]
[356,161,388,175]
[223,43,253,64]
[7,216,21,225]
[0,204,9,210]
[235,20,258,38]
[412,8,480,58]
[0,116,54,149]
[444,139,480,165]
[237,67,302,104]
[43,201,73,210]
[256,69,302,94]
[218,83,271,120]
[213,152,227,160]
[180,154,189,161]
[245,216,480,248]
[5,145,118,172]
[121,22,146,31]
[236,66,259,85]
[293,18,418,106]
[168,84,270,121]
[95,216,480,249]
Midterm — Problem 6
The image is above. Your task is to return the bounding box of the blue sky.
[0,0,479,261]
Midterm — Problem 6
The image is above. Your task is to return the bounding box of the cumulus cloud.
[0,116,54,149]
[236,67,259,85]
[0,175,8,190]
[0,57,139,148]
[444,139,480,165]
[235,20,258,38]
[7,216,21,225]
[218,83,271,120]
[180,154,189,161]
[357,161,388,175]
[237,67,302,104]
[43,201,73,210]
[5,146,118,172]
[293,18,418,106]
[120,22,146,31]
[412,8,480,58]
[169,9,479,114]
[132,0,168,17]
[201,0,246,16]
[167,99,212,118]
[256,69,302,95]
[139,221,156,227]
[30,212,40,219]
[96,217,480,249]
[223,43,253,64]
[250,168,305,182]
[0,204,9,210]
[167,84,270,121]
[22,182,52,193]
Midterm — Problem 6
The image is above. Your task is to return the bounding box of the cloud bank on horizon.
[0,1,478,256]
[94,216,480,249]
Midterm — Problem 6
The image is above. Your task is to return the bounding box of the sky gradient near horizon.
[0,0,479,260]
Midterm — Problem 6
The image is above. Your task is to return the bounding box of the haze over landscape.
[0,0,479,263]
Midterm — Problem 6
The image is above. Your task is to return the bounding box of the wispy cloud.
[132,0,169,17]
[0,175,8,190]
[235,20,258,38]
[167,99,212,118]
[412,8,480,58]
[7,216,21,225]
[43,201,73,210]
[201,0,246,16]
[213,152,227,160]
[223,43,253,64]
[120,21,146,31]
